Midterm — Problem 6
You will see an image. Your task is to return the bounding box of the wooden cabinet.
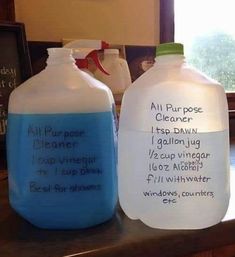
[0,0,15,21]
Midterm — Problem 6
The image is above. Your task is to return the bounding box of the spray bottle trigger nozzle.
[88,51,110,76]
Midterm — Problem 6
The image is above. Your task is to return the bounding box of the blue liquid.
[7,112,117,229]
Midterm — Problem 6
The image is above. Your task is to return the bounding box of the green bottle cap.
[156,43,184,57]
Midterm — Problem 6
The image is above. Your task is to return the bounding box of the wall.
[15,0,159,46]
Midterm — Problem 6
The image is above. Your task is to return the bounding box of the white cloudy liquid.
[118,129,230,229]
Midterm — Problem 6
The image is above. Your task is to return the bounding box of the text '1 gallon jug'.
[118,43,230,229]
[7,48,117,229]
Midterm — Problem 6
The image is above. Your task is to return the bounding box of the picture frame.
[0,22,32,169]
[125,45,156,82]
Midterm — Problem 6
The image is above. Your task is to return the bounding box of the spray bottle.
[64,39,110,76]
[72,48,109,77]
[64,40,118,135]
[95,49,132,94]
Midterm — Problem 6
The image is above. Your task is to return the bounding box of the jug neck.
[155,54,185,66]
[46,48,75,66]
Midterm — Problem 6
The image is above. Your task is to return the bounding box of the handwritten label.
[7,112,117,228]
[142,102,227,205]
[7,113,117,199]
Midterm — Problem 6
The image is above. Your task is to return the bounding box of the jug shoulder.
[9,71,114,114]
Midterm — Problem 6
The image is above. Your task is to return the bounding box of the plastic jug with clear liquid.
[7,48,117,229]
[118,43,230,229]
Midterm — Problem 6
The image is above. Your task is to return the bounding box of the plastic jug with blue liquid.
[7,48,117,229]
